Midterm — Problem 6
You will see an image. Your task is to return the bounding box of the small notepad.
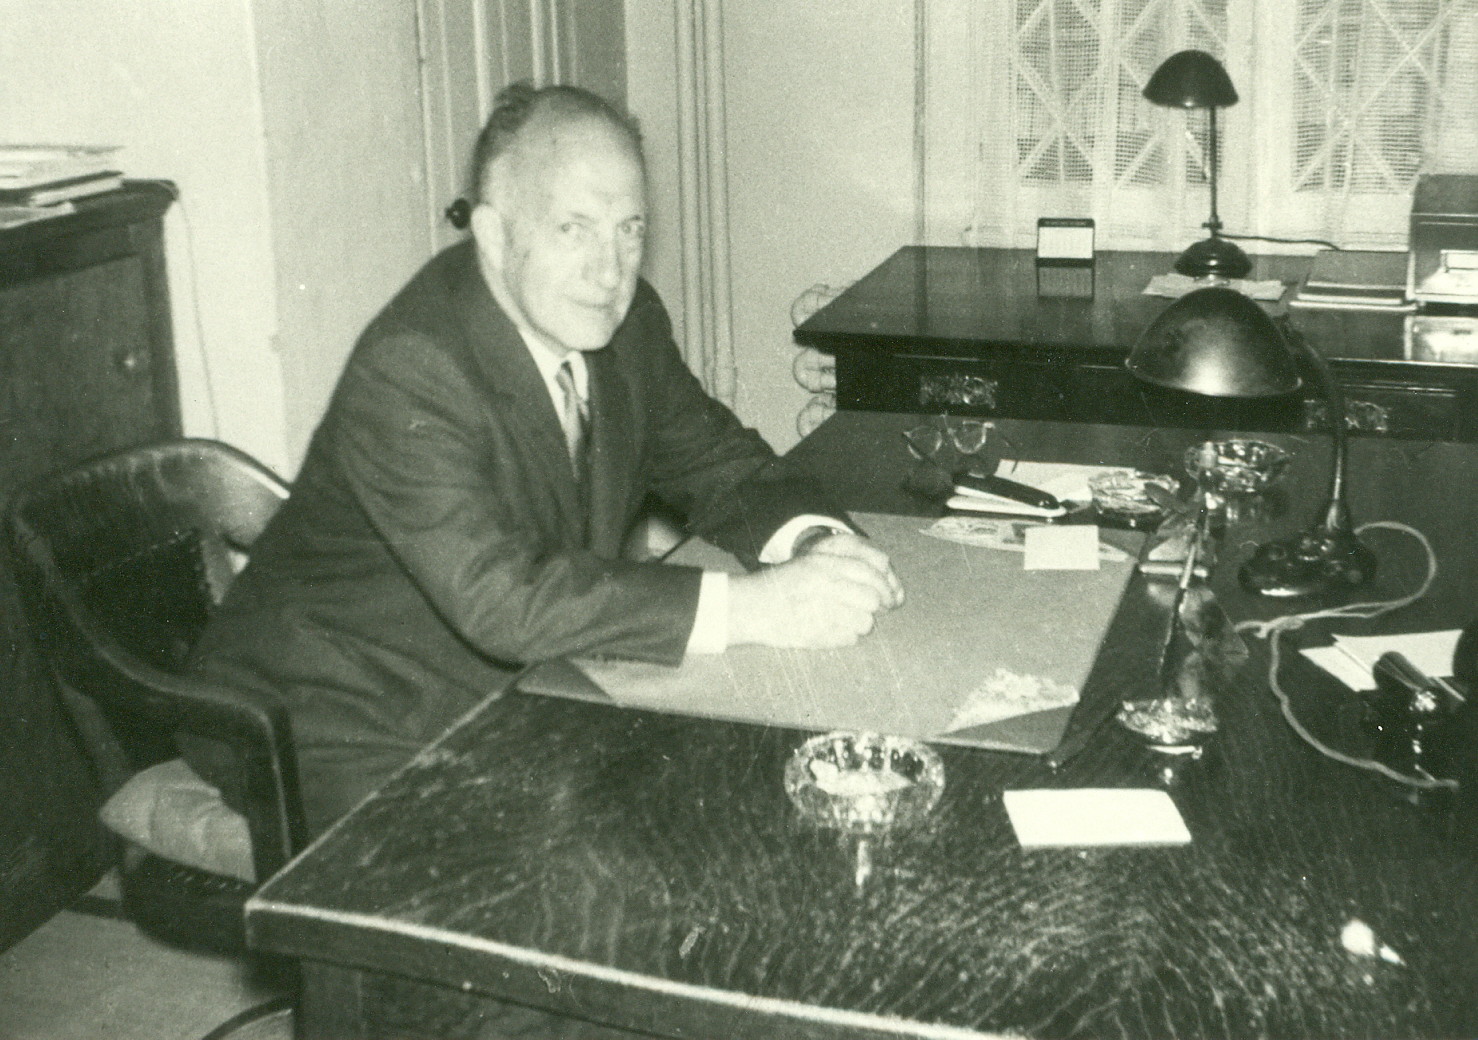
[1003,789,1192,848]
[1023,525,1101,570]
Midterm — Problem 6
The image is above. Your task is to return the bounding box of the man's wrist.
[791,525,835,556]
[759,514,851,564]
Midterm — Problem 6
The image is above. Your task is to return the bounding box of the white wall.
[722,4,917,450]
[626,1,918,452]
[0,0,437,477]
[252,0,435,465]
[0,0,289,472]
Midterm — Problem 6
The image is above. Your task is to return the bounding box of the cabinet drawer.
[837,351,1075,419]
[835,350,1476,441]
[1301,380,1462,440]
[1,256,168,482]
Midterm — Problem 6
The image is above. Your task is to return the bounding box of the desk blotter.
[522,512,1140,755]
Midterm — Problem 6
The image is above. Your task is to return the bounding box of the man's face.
[474,118,647,356]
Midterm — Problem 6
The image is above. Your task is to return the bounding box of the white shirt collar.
[515,327,589,407]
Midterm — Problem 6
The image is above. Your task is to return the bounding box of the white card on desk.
[1003,788,1192,848]
[1023,524,1100,570]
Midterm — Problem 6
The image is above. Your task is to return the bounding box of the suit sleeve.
[619,285,849,569]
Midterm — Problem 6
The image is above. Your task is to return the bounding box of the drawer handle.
[919,373,998,410]
[1302,398,1390,434]
[113,348,149,376]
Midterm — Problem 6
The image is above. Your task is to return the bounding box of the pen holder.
[1139,512,1215,579]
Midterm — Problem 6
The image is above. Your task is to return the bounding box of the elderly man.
[186,83,902,837]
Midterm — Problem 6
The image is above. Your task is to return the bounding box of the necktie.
[554,359,588,477]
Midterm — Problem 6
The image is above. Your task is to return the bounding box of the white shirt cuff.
[758,514,852,564]
[684,570,729,655]
[686,516,850,655]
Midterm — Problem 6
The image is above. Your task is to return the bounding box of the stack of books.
[0,145,123,229]
[1290,249,1411,312]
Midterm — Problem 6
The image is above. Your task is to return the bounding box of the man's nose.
[586,235,626,290]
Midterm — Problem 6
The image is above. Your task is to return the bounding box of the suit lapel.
[449,250,587,544]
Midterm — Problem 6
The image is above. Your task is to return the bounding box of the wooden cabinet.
[0,183,180,951]
[795,247,1478,441]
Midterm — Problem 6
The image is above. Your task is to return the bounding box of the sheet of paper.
[1024,525,1100,570]
[1003,788,1192,848]
[1301,629,1463,690]
[1143,272,1287,302]
[1301,645,1374,692]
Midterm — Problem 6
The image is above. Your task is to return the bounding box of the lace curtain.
[935,0,1478,252]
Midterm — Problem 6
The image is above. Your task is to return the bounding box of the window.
[931,0,1478,251]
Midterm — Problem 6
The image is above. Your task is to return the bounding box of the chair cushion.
[100,758,256,883]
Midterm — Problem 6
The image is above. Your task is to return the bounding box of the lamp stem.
[1237,325,1377,596]
[1206,106,1222,236]
[1291,327,1352,520]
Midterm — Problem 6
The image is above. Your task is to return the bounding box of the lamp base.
[1238,525,1377,598]
[1174,236,1253,280]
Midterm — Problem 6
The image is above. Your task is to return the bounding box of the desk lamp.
[1143,50,1251,280]
[1127,286,1377,597]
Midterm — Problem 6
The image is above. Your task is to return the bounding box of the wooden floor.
[0,878,285,1040]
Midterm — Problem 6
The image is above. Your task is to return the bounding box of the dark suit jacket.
[188,242,840,834]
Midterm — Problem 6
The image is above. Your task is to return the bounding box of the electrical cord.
[159,182,223,439]
[1235,520,1458,791]
[789,283,847,328]
[1220,232,1342,251]
[790,283,848,436]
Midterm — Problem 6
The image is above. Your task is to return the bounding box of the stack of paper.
[1144,272,1287,301]
[1291,249,1411,312]
[522,512,1144,757]
[0,145,124,228]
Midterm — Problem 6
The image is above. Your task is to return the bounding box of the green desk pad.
[521,512,1141,755]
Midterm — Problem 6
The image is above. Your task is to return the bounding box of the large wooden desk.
[245,412,1478,1040]
[793,248,1478,441]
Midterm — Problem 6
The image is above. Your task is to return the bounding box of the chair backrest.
[6,439,304,876]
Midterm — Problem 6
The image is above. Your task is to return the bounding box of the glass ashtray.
[784,732,944,834]
[1184,439,1291,496]
[1088,470,1180,529]
[1116,697,1220,754]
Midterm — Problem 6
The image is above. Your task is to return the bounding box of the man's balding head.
[470,83,644,208]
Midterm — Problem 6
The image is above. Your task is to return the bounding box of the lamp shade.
[1143,50,1238,109]
[1127,287,1300,398]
